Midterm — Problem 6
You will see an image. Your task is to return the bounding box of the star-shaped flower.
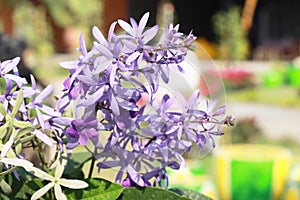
[25,154,88,200]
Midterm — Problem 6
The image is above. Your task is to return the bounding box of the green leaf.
[117,186,192,200]
[0,179,12,194]
[169,188,213,200]
[14,178,51,200]
[20,135,35,144]
[0,193,10,200]
[14,139,22,155]
[13,120,35,129]
[65,178,124,200]
[63,154,89,180]
[0,103,7,116]
[0,77,6,95]
[15,125,35,139]
[11,90,23,118]
[0,121,8,139]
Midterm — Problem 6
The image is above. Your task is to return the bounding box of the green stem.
[31,140,47,172]
[0,166,18,176]
[88,156,96,179]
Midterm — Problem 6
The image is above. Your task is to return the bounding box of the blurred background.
[1,0,300,199]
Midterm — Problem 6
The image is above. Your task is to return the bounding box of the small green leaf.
[0,193,10,200]
[14,139,22,155]
[15,125,35,139]
[11,90,23,118]
[118,186,192,200]
[0,77,6,95]
[169,188,213,200]
[65,178,124,200]
[0,179,12,194]
[0,103,7,116]
[20,135,35,144]
[0,121,8,139]
[13,120,35,129]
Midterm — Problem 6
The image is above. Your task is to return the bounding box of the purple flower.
[65,117,99,149]
[0,57,27,86]
[27,83,60,130]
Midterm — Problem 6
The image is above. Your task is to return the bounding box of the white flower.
[25,154,88,200]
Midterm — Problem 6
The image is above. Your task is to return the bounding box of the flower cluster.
[58,12,233,187]
[0,12,234,199]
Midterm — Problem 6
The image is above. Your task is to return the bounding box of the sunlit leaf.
[0,77,6,95]
[15,125,35,138]
[0,121,8,139]
[170,188,212,200]
[20,134,35,144]
[11,89,23,118]
[14,139,22,155]
[65,178,124,200]
[0,103,7,116]
[0,179,12,194]
[13,120,35,129]
[118,186,192,200]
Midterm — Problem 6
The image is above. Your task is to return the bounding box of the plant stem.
[31,139,48,172]
[0,166,18,176]
[88,156,96,179]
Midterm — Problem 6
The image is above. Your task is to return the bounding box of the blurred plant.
[40,0,100,27]
[221,67,255,90]
[230,117,262,143]
[212,6,249,60]
[0,12,234,199]
[11,0,102,54]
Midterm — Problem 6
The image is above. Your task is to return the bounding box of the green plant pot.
[213,144,293,200]
[287,68,300,87]
[262,71,285,87]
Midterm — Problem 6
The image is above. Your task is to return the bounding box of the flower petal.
[1,134,14,157]
[95,44,113,58]
[126,51,140,65]
[118,19,134,35]
[4,74,27,84]
[108,22,117,43]
[2,57,20,74]
[55,155,68,179]
[92,26,108,46]
[142,25,158,44]
[52,117,73,126]
[36,109,45,130]
[58,178,89,189]
[25,166,53,181]
[59,60,79,69]
[35,84,53,104]
[31,182,54,200]
[79,33,87,55]
[83,85,107,106]
[1,158,33,168]
[54,184,67,200]
[138,12,150,31]
[33,130,54,147]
